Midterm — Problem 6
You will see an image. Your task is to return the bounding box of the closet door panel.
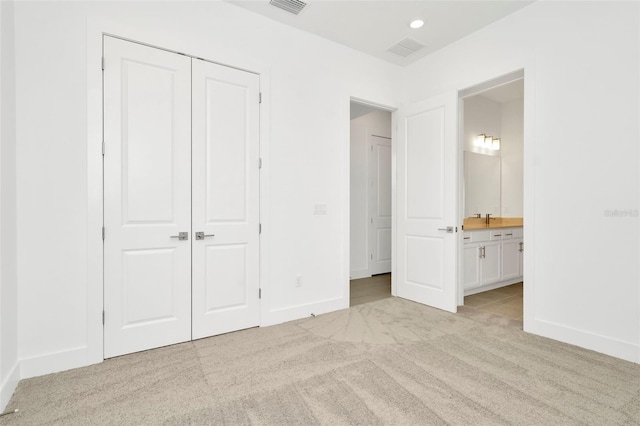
[103,36,192,358]
[191,59,261,339]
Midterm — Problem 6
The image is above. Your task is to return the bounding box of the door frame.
[87,20,271,366]
[456,66,535,333]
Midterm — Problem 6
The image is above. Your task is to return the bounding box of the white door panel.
[396,92,458,312]
[191,59,260,340]
[369,135,392,275]
[104,37,192,358]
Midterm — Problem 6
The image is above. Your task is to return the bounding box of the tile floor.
[349,275,522,326]
[350,273,392,306]
[463,282,523,321]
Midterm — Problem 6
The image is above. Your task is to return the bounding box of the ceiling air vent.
[387,38,425,57]
[269,0,307,15]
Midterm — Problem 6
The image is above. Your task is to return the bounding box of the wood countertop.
[463,217,523,230]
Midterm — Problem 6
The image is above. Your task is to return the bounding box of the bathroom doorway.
[349,100,393,306]
[458,73,525,326]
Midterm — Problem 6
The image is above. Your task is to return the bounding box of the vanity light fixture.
[409,19,424,29]
[475,134,487,147]
[475,134,501,151]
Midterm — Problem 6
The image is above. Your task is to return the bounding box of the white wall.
[350,109,392,279]
[0,0,19,410]
[12,1,401,380]
[403,1,640,362]
[4,1,639,402]
[501,98,524,217]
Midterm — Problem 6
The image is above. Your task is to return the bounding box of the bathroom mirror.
[464,151,501,217]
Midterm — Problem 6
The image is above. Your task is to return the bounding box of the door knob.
[170,232,189,241]
[195,232,215,240]
[437,226,454,233]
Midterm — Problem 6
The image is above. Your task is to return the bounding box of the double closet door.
[103,36,260,358]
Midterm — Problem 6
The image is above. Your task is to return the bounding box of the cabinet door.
[502,239,521,281]
[518,239,524,276]
[481,241,501,285]
[463,244,481,290]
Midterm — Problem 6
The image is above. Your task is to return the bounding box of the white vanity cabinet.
[463,227,523,295]
[501,238,521,281]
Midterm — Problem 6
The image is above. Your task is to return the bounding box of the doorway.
[102,36,261,358]
[349,101,393,306]
[459,73,525,325]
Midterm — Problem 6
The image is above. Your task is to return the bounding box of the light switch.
[314,204,327,215]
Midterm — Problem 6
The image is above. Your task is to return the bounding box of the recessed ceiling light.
[409,19,424,29]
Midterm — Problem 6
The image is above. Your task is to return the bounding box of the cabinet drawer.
[511,227,523,238]
[489,230,505,241]
[501,228,515,240]
[463,230,490,243]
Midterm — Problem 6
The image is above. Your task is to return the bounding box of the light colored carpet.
[3,297,640,425]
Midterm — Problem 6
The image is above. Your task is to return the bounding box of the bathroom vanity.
[462,222,523,296]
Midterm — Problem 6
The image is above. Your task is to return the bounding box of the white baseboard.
[0,362,20,412]
[527,318,640,364]
[20,346,93,380]
[262,297,348,327]
[349,269,371,280]
[464,277,523,296]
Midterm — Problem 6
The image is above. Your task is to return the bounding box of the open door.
[396,91,458,312]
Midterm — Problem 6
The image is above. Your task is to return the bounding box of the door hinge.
[102,227,105,240]
[259,288,262,299]
[259,223,262,234]
[259,158,262,169]
[102,141,105,156]
[370,253,373,260]
[102,311,105,325]
[101,57,105,71]
[259,92,262,104]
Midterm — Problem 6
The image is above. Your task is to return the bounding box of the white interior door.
[191,59,261,340]
[103,37,192,358]
[369,135,392,275]
[396,91,458,312]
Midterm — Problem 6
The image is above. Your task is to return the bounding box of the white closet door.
[103,37,192,358]
[191,59,260,340]
[396,91,458,313]
[369,135,392,275]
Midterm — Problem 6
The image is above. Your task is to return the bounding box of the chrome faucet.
[473,213,481,219]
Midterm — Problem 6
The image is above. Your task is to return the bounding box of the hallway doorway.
[349,100,393,304]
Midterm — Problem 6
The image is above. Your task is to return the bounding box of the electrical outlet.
[314,204,327,215]
[295,274,302,287]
